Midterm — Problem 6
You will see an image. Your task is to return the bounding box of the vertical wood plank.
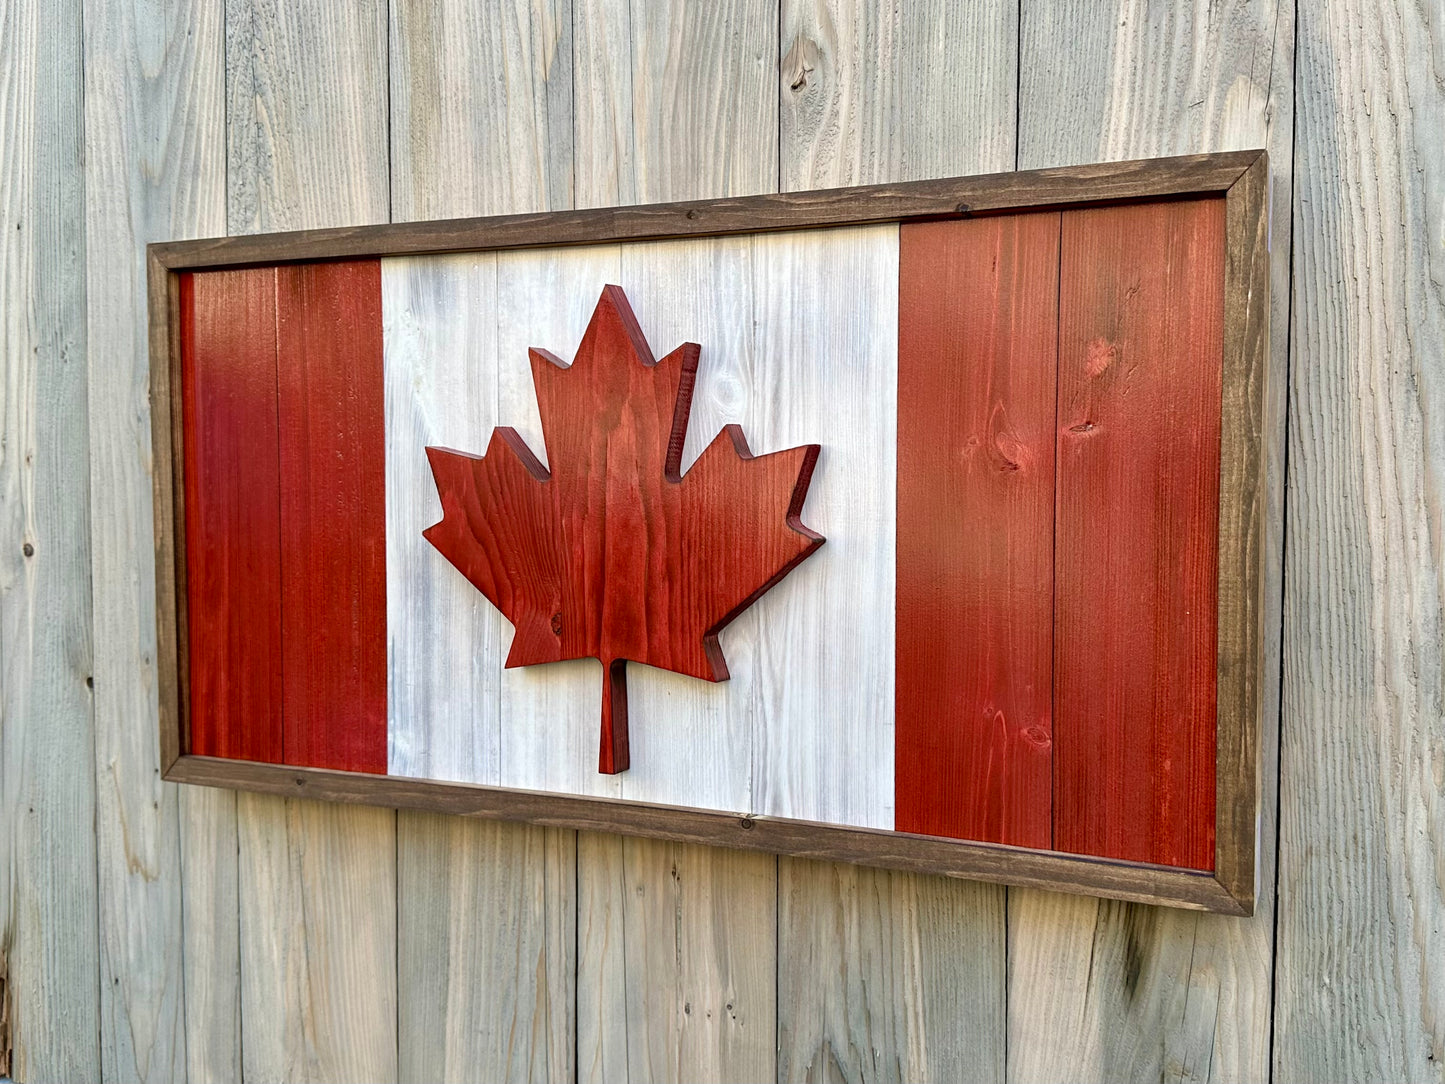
[1011,1,1293,1080]
[580,839,776,1083]
[397,815,575,1083]
[775,2,1014,1081]
[383,253,504,785]
[573,2,781,1080]
[777,861,1007,1084]
[389,0,572,223]
[0,0,100,1078]
[1275,1,1445,1078]
[276,259,388,775]
[388,1,578,1080]
[83,0,230,1077]
[1053,198,1224,871]
[895,213,1058,850]
[226,0,399,1079]
[181,268,284,764]
[747,224,896,831]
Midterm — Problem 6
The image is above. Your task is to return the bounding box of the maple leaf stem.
[598,658,630,774]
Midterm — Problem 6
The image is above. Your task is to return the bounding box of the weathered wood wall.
[2,0,1441,1081]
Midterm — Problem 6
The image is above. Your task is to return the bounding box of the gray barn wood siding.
[1,0,1441,1080]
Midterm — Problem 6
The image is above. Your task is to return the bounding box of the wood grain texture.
[778,860,1007,1083]
[1053,198,1224,870]
[746,225,896,831]
[387,4,578,1079]
[1011,1,1293,1080]
[83,0,228,1077]
[275,259,388,774]
[397,815,575,1083]
[225,0,398,1078]
[237,792,398,1081]
[896,213,1058,850]
[181,268,284,763]
[775,5,1014,1080]
[425,283,823,775]
[0,0,100,1078]
[384,253,505,784]
[578,834,777,1084]
[492,243,628,801]
[572,4,783,1079]
[169,754,1249,914]
[388,0,572,222]
[1275,2,1445,1079]
[153,150,1260,272]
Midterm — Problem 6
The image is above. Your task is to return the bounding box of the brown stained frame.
[148,149,1271,915]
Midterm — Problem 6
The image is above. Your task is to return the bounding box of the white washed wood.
[1009,2,1293,1082]
[224,0,398,1080]
[773,4,1015,1080]
[83,0,229,1078]
[392,230,896,827]
[387,3,578,1080]
[0,0,99,1078]
[747,225,896,830]
[1275,1,1445,1079]
[385,254,505,785]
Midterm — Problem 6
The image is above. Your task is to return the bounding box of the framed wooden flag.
[148,150,1270,914]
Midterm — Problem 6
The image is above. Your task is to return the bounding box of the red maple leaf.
[423,285,825,774]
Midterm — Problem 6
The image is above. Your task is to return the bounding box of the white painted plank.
[0,0,99,1078]
[1275,1,1445,1079]
[224,1,398,1080]
[384,253,504,785]
[81,0,228,1078]
[392,228,898,826]
[387,5,577,1080]
[1009,2,1294,1082]
[773,3,1014,1080]
[747,224,896,830]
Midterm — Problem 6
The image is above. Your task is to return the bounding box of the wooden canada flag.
[177,195,1229,875]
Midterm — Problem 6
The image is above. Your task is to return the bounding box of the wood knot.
[551,612,563,636]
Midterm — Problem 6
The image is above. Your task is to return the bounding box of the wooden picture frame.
[148,149,1270,915]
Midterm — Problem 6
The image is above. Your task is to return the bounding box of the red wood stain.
[424,285,823,774]
[896,214,1060,848]
[276,261,388,774]
[181,269,285,762]
[1053,198,1223,870]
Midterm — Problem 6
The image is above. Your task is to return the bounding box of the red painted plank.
[276,260,388,774]
[1053,198,1223,870]
[424,285,824,774]
[181,268,285,762]
[896,214,1060,848]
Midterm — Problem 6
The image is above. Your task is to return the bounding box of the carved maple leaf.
[423,285,824,774]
